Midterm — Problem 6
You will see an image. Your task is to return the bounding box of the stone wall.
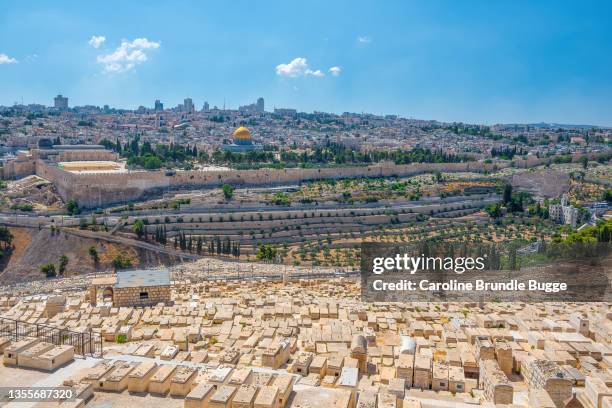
[35,152,602,208]
[33,149,119,162]
[0,158,36,179]
[113,284,171,307]
[41,160,505,208]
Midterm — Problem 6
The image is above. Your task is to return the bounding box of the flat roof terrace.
[58,160,126,174]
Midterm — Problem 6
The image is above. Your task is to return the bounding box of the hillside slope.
[0,227,180,284]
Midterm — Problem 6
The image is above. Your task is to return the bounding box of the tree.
[256,244,278,261]
[88,246,99,264]
[0,226,13,250]
[66,200,80,215]
[143,155,163,169]
[133,219,145,238]
[112,254,133,270]
[58,255,69,275]
[272,192,290,206]
[222,184,234,200]
[485,203,502,218]
[502,184,513,205]
[41,263,56,278]
[579,156,588,170]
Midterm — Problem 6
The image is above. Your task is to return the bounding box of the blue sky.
[1,0,611,126]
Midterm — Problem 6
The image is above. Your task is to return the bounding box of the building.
[183,98,194,113]
[154,100,164,111]
[1,143,119,180]
[112,268,172,307]
[589,202,608,217]
[549,194,578,228]
[274,108,297,116]
[203,101,210,112]
[238,97,265,113]
[221,126,264,152]
[54,94,68,109]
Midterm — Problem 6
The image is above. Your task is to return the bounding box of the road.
[59,228,203,261]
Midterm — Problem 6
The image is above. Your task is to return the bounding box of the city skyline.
[1,1,612,126]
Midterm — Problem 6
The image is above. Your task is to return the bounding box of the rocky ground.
[0,227,181,284]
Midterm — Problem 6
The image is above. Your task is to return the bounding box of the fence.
[0,316,102,357]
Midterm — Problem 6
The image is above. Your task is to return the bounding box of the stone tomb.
[127,361,158,393]
[185,382,216,408]
[148,364,178,395]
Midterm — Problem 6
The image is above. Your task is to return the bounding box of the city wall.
[38,160,509,208]
[0,159,36,180]
[35,154,583,208]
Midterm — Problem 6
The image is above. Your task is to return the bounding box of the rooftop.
[51,144,107,150]
[115,268,171,289]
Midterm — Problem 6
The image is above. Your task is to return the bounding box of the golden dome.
[233,126,252,140]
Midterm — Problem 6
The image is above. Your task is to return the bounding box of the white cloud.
[329,66,342,77]
[276,57,326,78]
[357,36,372,44]
[0,53,18,64]
[276,57,308,77]
[88,35,106,49]
[96,37,160,73]
[307,69,325,77]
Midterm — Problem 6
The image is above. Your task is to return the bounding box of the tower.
[183,98,194,113]
[54,94,68,109]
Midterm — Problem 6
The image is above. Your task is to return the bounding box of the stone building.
[89,275,117,305]
[0,144,118,179]
[548,194,579,227]
[112,268,172,307]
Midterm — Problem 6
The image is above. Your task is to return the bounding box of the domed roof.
[233,126,252,140]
